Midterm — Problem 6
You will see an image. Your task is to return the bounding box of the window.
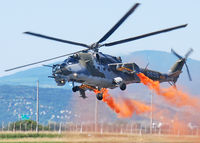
[64,56,79,65]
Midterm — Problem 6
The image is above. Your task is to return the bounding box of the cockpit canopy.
[64,56,79,65]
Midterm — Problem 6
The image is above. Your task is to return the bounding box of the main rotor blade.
[103,24,187,47]
[171,48,183,59]
[5,49,87,72]
[185,63,192,81]
[97,3,140,44]
[185,48,193,59]
[24,32,90,48]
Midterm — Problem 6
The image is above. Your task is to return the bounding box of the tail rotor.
[171,48,193,81]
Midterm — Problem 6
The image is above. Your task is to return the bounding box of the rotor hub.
[90,43,101,49]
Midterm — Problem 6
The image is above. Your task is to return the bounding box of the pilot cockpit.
[64,56,79,65]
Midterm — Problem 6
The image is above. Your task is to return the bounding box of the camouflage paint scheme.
[52,49,187,98]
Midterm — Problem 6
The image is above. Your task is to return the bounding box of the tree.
[9,120,44,131]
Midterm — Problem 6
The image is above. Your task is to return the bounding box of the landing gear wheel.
[120,83,126,91]
[72,86,79,92]
[96,93,103,100]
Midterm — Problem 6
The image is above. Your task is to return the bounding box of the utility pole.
[36,80,39,133]
[94,98,98,132]
[150,91,153,134]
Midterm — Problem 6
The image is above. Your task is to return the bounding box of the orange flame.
[93,88,151,118]
[137,73,199,108]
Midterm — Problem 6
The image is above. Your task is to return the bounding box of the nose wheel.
[96,93,103,100]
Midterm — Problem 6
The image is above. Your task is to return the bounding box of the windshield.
[64,56,79,65]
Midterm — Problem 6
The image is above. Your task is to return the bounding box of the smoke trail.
[137,73,199,108]
[134,73,200,134]
[152,108,193,135]
[94,89,151,118]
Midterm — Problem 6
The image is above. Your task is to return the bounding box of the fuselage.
[52,51,173,89]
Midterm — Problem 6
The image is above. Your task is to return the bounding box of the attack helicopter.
[6,3,192,100]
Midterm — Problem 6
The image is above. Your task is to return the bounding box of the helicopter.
[5,3,193,100]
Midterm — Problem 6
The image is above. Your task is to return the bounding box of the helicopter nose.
[55,68,62,74]
[60,63,66,69]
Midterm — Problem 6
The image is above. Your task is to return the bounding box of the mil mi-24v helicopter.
[6,3,193,100]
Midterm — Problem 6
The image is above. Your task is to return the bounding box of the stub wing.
[108,63,140,74]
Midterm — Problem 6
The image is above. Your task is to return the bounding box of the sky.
[0,0,200,76]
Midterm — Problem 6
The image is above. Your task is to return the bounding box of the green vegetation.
[0,132,62,139]
[9,120,42,131]
[7,120,61,132]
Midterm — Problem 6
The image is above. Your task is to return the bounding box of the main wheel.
[120,83,126,91]
[96,93,103,100]
[72,86,79,92]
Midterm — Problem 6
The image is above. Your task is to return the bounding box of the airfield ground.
[0,132,199,143]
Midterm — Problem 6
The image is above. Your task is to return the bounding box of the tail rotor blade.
[171,49,183,59]
[185,48,193,59]
[185,63,192,81]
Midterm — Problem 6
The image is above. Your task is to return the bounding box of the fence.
[0,122,199,136]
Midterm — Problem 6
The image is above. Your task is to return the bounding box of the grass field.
[0,132,199,143]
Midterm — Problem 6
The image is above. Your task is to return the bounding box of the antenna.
[144,56,150,70]
[94,98,98,132]
[36,80,39,133]
[150,90,153,134]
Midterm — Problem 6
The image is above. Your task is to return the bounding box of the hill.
[0,85,73,124]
